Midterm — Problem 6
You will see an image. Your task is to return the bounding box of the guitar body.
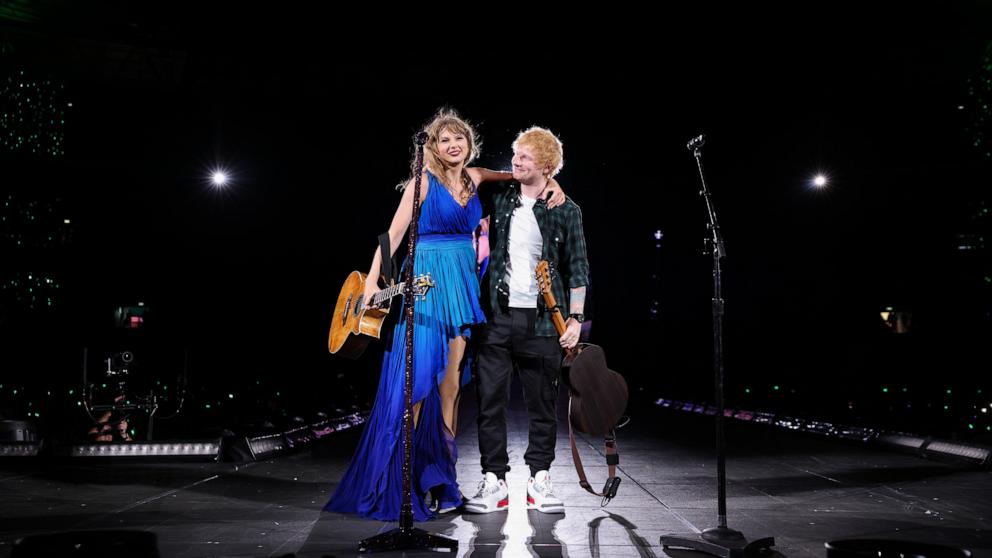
[534,260,627,436]
[328,271,435,359]
[328,271,389,359]
[564,343,628,436]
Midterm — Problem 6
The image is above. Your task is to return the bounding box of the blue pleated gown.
[325,171,485,521]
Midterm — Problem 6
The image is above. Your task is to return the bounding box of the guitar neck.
[371,281,405,305]
[538,280,569,337]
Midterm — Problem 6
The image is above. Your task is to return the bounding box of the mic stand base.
[662,527,774,558]
[359,526,457,554]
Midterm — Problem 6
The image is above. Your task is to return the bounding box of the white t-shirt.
[505,194,544,308]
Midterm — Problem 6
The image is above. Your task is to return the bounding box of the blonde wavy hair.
[400,108,481,190]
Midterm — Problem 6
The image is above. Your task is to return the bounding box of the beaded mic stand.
[358,131,458,554]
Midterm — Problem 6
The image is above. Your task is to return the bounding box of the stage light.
[835,426,878,442]
[775,416,805,431]
[0,443,41,457]
[70,441,220,458]
[877,433,927,452]
[804,421,835,436]
[211,171,228,186]
[247,434,287,459]
[238,412,370,462]
[754,411,776,424]
[733,409,754,421]
[922,440,991,466]
[813,175,827,187]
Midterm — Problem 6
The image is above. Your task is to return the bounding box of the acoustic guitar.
[536,259,627,504]
[536,260,627,435]
[327,271,434,359]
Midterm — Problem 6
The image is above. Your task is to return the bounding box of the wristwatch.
[569,313,585,323]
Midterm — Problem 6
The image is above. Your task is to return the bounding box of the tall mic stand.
[661,135,775,558]
[358,131,458,554]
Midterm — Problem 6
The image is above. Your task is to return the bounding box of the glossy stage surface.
[2,386,989,557]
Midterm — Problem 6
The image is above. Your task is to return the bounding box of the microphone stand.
[661,135,775,558]
[358,131,458,554]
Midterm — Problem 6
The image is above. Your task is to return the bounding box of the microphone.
[686,134,706,151]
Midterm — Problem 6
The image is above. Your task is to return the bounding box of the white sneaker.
[426,490,459,514]
[527,470,564,513]
[463,472,509,514]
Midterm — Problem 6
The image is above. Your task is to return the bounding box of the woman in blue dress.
[325,109,565,521]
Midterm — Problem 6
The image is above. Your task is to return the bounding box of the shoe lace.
[473,478,498,498]
[535,476,554,496]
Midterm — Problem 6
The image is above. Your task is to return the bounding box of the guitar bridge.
[342,295,352,325]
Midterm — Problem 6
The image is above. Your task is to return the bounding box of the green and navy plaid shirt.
[480,183,590,337]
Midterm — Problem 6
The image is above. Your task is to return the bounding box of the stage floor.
[2,389,990,557]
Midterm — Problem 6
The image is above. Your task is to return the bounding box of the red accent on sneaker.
[498,498,509,508]
[527,495,535,505]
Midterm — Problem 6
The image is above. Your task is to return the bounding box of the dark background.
[2,3,991,441]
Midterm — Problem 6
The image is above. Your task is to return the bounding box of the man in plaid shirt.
[464,126,589,515]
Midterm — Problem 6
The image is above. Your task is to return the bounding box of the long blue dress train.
[325,171,485,521]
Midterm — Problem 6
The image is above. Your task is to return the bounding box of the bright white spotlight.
[211,171,228,187]
[813,175,827,188]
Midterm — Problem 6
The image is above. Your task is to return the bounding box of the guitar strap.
[568,397,622,506]
[377,232,396,286]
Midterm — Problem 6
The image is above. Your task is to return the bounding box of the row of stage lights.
[743,384,992,424]
[0,376,364,428]
[0,411,369,460]
[655,397,992,467]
